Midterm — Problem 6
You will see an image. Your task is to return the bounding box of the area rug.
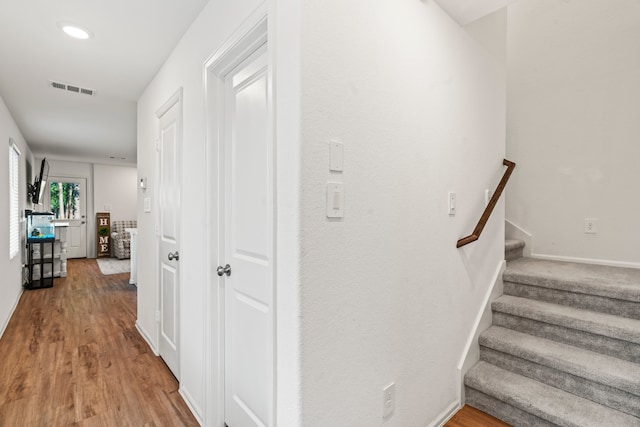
[96,258,130,275]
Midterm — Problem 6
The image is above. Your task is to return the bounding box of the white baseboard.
[531,253,640,269]
[135,321,159,356]
[0,287,24,340]
[430,399,461,427]
[179,386,203,426]
[505,219,532,257]
[457,260,505,372]
[456,260,505,407]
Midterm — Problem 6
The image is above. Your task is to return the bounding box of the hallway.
[0,259,198,426]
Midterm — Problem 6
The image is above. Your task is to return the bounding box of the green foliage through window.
[50,182,81,219]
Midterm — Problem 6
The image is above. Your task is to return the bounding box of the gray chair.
[111,220,137,259]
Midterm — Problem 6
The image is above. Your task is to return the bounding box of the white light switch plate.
[448,192,456,216]
[326,182,344,218]
[329,140,344,172]
[144,197,151,213]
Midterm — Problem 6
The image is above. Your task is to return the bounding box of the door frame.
[45,175,88,258]
[155,88,184,378]
[203,7,275,426]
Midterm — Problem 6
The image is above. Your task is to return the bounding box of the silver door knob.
[168,251,180,261]
[217,264,231,277]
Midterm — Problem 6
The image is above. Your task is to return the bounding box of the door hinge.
[155,310,160,323]
[155,138,160,152]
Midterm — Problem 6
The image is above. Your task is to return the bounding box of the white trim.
[180,386,204,426]
[204,6,271,427]
[430,399,462,427]
[457,260,505,370]
[135,321,159,355]
[455,260,506,409]
[9,138,21,155]
[155,87,183,119]
[505,218,532,258]
[530,253,640,269]
[0,288,23,340]
[8,139,21,260]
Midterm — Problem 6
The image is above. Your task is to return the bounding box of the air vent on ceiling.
[49,80,96,96]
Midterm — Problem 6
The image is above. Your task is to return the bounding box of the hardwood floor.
[445,405,511,427]
[0,259,199,426]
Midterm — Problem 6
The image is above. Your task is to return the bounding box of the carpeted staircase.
[464,241,640,426]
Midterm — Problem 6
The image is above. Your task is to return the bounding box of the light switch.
[326,182,344,218]
[144,197,151,213]
[448,192,456,216]
[329,140,344,172]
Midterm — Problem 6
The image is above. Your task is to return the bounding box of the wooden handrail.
[456,159,516,248]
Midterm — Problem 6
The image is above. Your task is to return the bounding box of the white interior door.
[222,43,274,427]
[157,95,182,379]
[46,177,87,258]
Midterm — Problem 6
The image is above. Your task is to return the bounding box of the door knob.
[217,264,231,277]
[168,251,180,261]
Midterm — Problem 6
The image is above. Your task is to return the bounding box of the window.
[9,140,20,260]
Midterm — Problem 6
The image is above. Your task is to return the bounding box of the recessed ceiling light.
[58,23,92,40]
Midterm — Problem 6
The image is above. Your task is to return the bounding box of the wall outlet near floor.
[382,382,395,418]
[584,218,597,234]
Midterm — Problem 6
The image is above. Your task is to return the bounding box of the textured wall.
[299,1,506,425]
[93,164,137,222]
[506,0,640,266]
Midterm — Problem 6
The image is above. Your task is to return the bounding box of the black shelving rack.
[26,238,55,289]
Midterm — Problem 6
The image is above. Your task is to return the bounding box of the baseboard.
[505,219,532,257]
[429,399,461,427]
[456,260,506,405]
[0,287,24,340]
[531,253,640,269]
[179,386,203,426]
[135,321,159,356]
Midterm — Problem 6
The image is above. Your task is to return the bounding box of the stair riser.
[464,387,558,427]
[493,312,640,364]
[480,347,640,417]
[504,281,640,320]
[506,247,524,262]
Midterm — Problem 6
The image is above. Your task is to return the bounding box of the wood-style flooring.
[0,259,199,426]
[445,405,511,427]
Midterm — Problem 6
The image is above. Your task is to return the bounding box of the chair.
[111,220,137,259]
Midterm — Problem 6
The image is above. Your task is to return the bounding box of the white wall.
[137,0,505,425]
[506,0,640,267]
[298,1,505,425]
[0,94,34,337]
[93,164,137,221]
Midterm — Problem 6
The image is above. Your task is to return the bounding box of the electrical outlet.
[584,218,597,234]
[382,382,395,418]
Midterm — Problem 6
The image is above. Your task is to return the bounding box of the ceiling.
[0,0,210,166]
[0,0,515,167]
[434,0,520,25]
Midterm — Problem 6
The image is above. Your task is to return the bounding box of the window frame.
[9,139,21,260]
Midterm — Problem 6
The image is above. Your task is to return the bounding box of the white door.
[222,43,273,427]
[46,177,87,258]
[157,95,182,379]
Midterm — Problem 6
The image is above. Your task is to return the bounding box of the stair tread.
[504,258,640,302]
[493,295,640,344]
[480,326,640,396]
[505,239,525,251]
[466,362,640,427]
